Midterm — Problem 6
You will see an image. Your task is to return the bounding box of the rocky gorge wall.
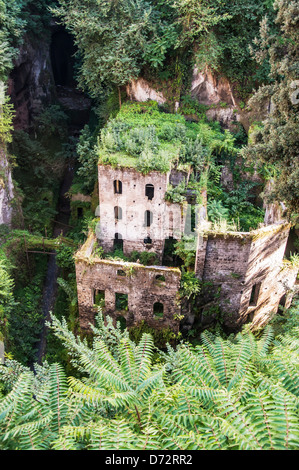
[8,33,56,131]
[0,148,15,226]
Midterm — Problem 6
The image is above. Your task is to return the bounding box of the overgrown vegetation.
[242,0,299,221]
[0,303,298,450]
[0,0,298,452]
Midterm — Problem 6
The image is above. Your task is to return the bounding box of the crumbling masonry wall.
[75,234,182,333]
[195,223,298,329]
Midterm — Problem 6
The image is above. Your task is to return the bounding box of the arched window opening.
[153,302,164,318]
[144,236,152,245]
[114,180,122,194]
[114,206,122,220]
[145,184,154,200]
[144,210,153,227]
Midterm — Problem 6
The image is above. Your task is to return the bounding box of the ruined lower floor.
[74,225,298,336]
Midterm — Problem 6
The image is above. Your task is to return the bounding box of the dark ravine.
[36,159,75,365]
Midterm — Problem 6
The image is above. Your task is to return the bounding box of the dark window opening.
[114,206,122,220]
[114,180,122,194]
[153,302,164,318]
[116,293,128,311]
[144,236,152,245]
[116,315,127,331]
[249,283,261,307]
[191,205,196,232]
[117,269,126,277]
[93,289,105,307]
[278,294,287,314]
[144,210,153,227]
[145,184,154,200]
[114,233,123,251]
[155,275,165,283]
[77,207,83,218]
[162,237,183,267]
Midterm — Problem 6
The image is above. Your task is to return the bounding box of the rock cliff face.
[126,67,269,132]
[0,32,56,226]
[8,33,56,130]
[0,148,16,226]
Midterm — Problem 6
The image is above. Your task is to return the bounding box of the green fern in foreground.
[0,309,298,450]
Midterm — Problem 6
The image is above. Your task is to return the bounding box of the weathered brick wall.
[239,224,297,328]
[97,165,186,260]
[196,232,252,322]
[75,242,182,333]
[195,223,298,329]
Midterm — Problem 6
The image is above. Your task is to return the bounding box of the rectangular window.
[249,283,261,307]
[115,292,128,311]
[93,289,105,307]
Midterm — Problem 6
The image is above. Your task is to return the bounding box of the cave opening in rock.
[50,29,77,87]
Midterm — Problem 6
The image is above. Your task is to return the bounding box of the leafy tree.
[52,0,163,104]
[242,0,299,220]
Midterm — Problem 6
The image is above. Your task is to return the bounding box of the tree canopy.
[242,0,299,220]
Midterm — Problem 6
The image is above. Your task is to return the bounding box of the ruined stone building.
[96,165,187,261]
[75,158,298,336]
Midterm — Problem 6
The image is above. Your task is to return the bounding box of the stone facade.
[75,233,181,333]
[97,165,186,262]
[74,159,298,336]
[195,223,298,330]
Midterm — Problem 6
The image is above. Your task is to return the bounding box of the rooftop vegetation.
[97,100,238,175]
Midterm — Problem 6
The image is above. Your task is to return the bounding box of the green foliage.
[129,250,159,266]
[34,105,69,141]
[75,125,98,194]
[56,245,76,271]
[174,236,196,269]
[0,252,16,343]
[11,105,69,234]
[0,0,26,80]
[0,0,55,81]
[1,308,299,450]
[97,101,240,176]
[128,321,177,349]
[207,199,230,223]
[179,269,201,300]
[7,255,48,364]
[0,93,15,145]
[242,0,299,220]
[52,0,163,98]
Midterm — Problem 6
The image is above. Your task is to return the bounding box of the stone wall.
[240,224,297,329]
[0,149,15,226]
[97,165,186,261]
[75,234,182,333]
[195,223,298,329]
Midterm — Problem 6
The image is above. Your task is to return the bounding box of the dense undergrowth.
[0,298,298,450]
